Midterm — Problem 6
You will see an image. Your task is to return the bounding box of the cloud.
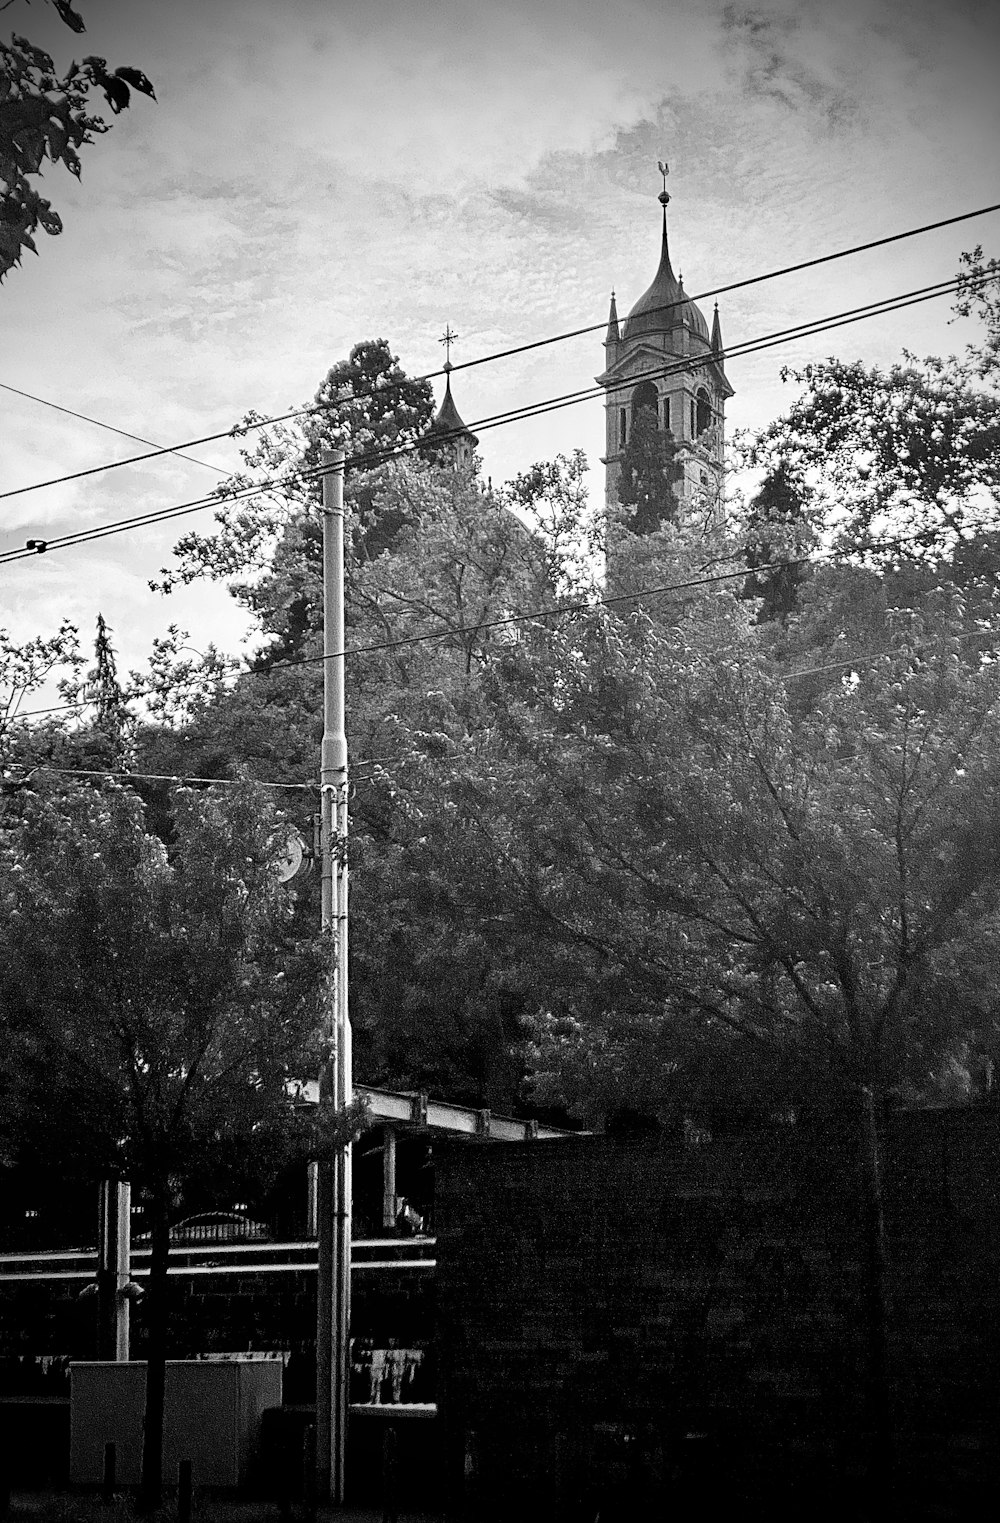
[720,4,857,124]
[4,0,997,682]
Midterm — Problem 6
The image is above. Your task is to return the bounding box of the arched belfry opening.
[596,168,733,532]
[631,378,659,424]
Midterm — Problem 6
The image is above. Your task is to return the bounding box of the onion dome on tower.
[622,214,710,345]
[424,325,478,471]
[596,165,733,530]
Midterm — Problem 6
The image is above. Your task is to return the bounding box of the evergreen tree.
[741,464,814,622]
[617,408,683,534]
[90,613,129,764]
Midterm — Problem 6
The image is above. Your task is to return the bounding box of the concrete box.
[69,1357,282,1487]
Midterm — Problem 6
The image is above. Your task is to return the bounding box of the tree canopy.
[437,583,1000,1126]
[0,772,363,1499]
[8,276,1000,1132]
[1,778,328,1188]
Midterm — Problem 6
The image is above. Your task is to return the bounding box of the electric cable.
[2,269,993,568]
[0,382,229,477]
[447,203,1000,380]
[2,200,997,505]
[8,765,315,791]
[0,760,397,791]
[780,622,996,684]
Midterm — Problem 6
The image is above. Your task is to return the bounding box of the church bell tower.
[596,170,732,529]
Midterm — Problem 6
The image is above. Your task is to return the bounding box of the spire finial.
[657,159,670,207]
[439,323,458,373]
[605,288,620,346]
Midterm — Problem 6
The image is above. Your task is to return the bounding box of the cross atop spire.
[439,324,459,372]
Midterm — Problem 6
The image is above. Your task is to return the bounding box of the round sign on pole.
[275,831,305,883]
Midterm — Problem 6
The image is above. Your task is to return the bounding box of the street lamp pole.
[316,447,352,1505]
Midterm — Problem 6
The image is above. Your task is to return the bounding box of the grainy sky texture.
[2,0,999,678]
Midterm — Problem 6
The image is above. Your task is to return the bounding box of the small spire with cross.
[439,324,459,373]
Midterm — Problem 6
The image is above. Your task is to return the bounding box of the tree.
[617,406,683,534]
[733,258,1000,691]
[142,342,597,1104]
[153,339,435,606]
[405,566,1000,1496]
[304,336,435,462]
[954,244,1000,383]
[0,777,364,1505]
[404,556,1000,1124]
[741,462,815,623]
[85,611,129,760]
[0,1,155,280]
[501,449,598,600]
[0,617,80,763]
[747,352,1000,569]
[139,455,585,1107]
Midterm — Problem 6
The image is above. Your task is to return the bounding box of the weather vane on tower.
[657,159,670,206]
[439,324,459,373]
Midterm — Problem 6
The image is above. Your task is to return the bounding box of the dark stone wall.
[433,1109,1000,1520]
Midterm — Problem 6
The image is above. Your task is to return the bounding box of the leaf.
[52,1,87,33]
[100,77,131,115]
[114,67,157,102]
[13,133,46,175]
[37,201,62,236]
[46,118,68,160]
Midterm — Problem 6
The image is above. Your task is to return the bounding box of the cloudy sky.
[2,0,998,689]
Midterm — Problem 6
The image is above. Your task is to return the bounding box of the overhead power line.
[2,200,997,505]
[2,761,395,791]
[3,270,993,568]
[780,621,996,684]
[0,382,230,477]
[10,765,314,791]
[447,201,1000,380]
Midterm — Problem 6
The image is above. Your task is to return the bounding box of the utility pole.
[316,448,353,1505]
[96,1176,131,1361]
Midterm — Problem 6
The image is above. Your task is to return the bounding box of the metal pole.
[97,1178,131,1362]
[114,1179,131,1362]
[382,1127,397,1232]
[306,1161,318,1239]
[316,448,352,1505]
